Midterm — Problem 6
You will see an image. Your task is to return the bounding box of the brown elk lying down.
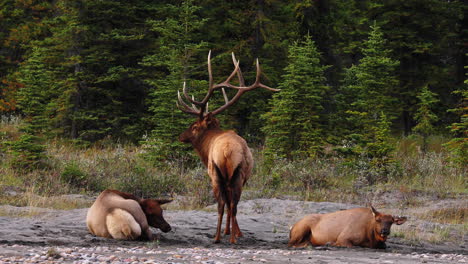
[288,206,407,249]
[86,189,172,240]
[177,52,278,243]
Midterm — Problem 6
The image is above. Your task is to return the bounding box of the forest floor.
[0,191,466,263]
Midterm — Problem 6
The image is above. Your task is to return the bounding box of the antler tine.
[201,58,240,103]
[208,50,213,91]
[183,80,202,106]
[232,53,245,86]
[191,95,197,109]
[221,88,229,104]
[176,52,279,117]
[253,58,281,91]
[177,88,200,116]
[210,57,279,116]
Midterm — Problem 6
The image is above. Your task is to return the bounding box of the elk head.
[177,51,279,145]
[371,206,407,241]
[140,198,173,233]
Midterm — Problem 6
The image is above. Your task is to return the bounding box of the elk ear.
[156,199,173,205]
[204,112,219,127]
[393,216,407,225]
[370,205,380,218]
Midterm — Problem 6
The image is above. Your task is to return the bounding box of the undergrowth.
[1,117,466,210]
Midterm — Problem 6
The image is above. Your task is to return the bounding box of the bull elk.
[177,51,278,243]
[288,206,407,249]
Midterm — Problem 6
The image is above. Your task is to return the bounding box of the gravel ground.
[0,197,466,263]
[0,244,466,264]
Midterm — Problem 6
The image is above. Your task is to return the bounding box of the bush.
[6,133,48,171]
[61,162,88,188]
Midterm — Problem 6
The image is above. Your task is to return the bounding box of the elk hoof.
[224,229,230,235]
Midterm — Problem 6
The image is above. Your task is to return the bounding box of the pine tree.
[365,111,395,183]
[141,0,207,161]
[15,1,86,138]
[375,0,464,134]
[339,23,399,153]
[444,68,467,166]
[413,85,439,153]
[262,35,329,160]
[0,0,53,113]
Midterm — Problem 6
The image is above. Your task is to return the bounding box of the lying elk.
[288,206,407,249]
[87,189,172,240]
[177,51,278,243]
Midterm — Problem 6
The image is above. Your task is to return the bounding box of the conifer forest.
[0,0,466,199]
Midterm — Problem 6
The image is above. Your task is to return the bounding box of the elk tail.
[214,164,228,204]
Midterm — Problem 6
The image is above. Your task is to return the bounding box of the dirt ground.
[0,194,466,263]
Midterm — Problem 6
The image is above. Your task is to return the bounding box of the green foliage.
[444,76,468,166]
[251,155,334,200]
[262,35,329,160]
[365,112,396,182]
[141,0,207,162]
[0,0,465,188]
[375,0,465,133]
[5,133,47,171]
[338,23,399,158]
[114,165,185,198]
[413,86,440,153]
[348,23,400,122]
[61,161,87,188]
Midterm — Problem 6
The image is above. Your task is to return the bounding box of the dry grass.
[417,207,467,225]
[0,186,92,210]
[1,118,466,214]
[392,224,457,244]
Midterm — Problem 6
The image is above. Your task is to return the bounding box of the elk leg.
[229,201,237,244]
[230,182,243,243]
[232,205,243,238]
[235,183,244,238]
[214,198,225,243]
[224,205,231,235]
[333,239,354,248]
[224,187,233,235]
[213,184,225,243]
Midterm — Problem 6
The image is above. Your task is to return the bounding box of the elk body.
[86,189,172,240]
[288,206,407,249]
[177,52,278,243]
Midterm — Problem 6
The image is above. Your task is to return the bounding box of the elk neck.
[191,127,225,166]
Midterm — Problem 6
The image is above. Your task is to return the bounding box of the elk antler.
[177,51,279,118]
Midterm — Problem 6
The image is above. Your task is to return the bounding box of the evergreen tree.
[198,0,299,142]
[141,0,207,161]
[0,0,53,113]
[444,69,467,166]
[413,85,439,153]
[262,35,329,160]
[374,0,465,134]
[76,0,161,142]
[339,23,399,152]
[365,111,395,183]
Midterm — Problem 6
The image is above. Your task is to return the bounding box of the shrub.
[6,133,48,171]
[61,162,88,188]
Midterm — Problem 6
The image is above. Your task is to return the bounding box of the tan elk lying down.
[177,51,278,243]
[288,206,407,249]
[86,189,172,240]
